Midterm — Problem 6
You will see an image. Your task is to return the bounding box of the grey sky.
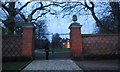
[0,1,96,34]
[45,13,96,34]
[0,0,114,39]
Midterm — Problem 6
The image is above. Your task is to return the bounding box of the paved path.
[21,60,83,72]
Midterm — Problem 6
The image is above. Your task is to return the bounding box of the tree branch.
[2,8,9,17]
[31,2,44,15]
[18,2,31,12]
[31,2,65,16]
[84,0,114,33]
[2,3,9,12]
[32,10,50,21]
[19,12,28,23]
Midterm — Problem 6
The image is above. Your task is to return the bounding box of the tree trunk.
[109,2,120,33]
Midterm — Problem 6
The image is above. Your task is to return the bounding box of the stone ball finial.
[72,14,77,21]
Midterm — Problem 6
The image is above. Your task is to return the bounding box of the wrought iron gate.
[33,33,71,60]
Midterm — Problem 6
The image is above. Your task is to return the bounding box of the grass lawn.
[51,48,71,52]
[2,61,31,71]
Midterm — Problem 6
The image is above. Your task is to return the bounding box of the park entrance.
[33,33,71,60]
[32,15,82,60]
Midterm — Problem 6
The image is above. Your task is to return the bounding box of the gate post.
[69,15,83,58]
[21,23,33,57]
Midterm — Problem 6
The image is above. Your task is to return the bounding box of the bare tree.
[61,1,120,33]
[1,1,119,34]
[1,1,65,34]
[109,2,120,33]
[84,0,119,33]
[1,2,31,34]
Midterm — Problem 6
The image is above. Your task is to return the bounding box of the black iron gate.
[33,33,71,60]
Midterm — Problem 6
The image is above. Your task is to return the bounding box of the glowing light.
[65,40,70,48]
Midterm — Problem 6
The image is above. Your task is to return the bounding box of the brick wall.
[82,34,119,56]
[2,24,34,58]
[2,35,22,57]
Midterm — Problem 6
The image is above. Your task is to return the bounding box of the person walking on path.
[42,36,50,60]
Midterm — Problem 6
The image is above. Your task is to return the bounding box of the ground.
[2,59,119,72]
[75,60,119,72]
[2,48,119,72]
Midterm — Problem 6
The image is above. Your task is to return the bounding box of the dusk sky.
[46,13,96,34]
[0,1,97,35]
[0,0,115,39]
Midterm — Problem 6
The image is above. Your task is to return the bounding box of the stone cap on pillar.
[23,23,33,28]
[69,22,82,29]
[69,14,82,29]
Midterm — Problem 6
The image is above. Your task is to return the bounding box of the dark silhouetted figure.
[42,36,49,60]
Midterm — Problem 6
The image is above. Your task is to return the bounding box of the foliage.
[95,2,120,33]
[34,20,48,49]
[52,33,62,48]
[34,20,48,39]
[98,14,118,33]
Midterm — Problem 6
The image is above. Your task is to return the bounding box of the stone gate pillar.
[21,23,33,57]
[69,15,82,58]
